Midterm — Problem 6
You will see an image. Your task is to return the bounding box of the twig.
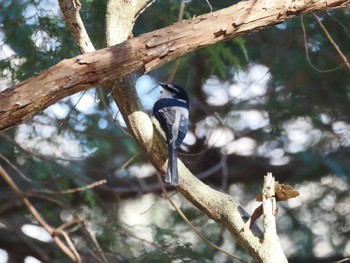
[57,218,83,231]
[34,179,107,195]
[328,15,350,38]
[332,258,350,263]
[97,87,114,120]
[134,0,155,21]
[0,165,81,262]
[167,0,186,83]
[312,13,350,71]
[205,0,213,12]
[98,85,132,138]
[59,90,87,131]
[120,152,140,169]
[300,16,343,72]
[81,221,109,263]
[178,0,186,21]
[56,228,82,261]
[58,0,95,52]
[101,221,161,249]
[167,60,181,83]
[0,154,33,182]
[155,172,250,263]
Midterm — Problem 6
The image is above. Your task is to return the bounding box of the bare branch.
[58,0,95,52]
[312,13,350,71]
[0,0,348,131]
[155,172,249,263]
[262,173,277,240]
[167,0,186,83]
[105,0,153,46]
[300,16,344,72]
[80,221,109,263]
[260,173,288,263]
[33,179,107,195]
[0,0,349,130]
[0,165,81,262]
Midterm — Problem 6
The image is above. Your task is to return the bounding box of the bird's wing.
[176,115,189,148]
[155,108,177,143]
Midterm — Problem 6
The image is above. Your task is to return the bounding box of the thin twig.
[155,172,250,263]
[81,221,109,263]
[205,0,213,12]
[134,0,156,21]
[312,13,350,71]
[328,15,350,38]
[332,258,350,263]
[59,90,87,131]
[0,165,81,262]
[167,0,186,83]
[167,60,181,83]
[178,0,185,21]
[0,154,33,182]
[33,179,107,195]
[120,152,140,170]
[102,221,161,249]
[57,218,83,231]
[97,87,117,123]
[56,228,82,261]
[300,16,343,72]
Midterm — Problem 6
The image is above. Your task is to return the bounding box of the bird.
[152,82,190,185]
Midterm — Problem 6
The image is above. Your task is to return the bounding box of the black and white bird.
[152,83,190,185]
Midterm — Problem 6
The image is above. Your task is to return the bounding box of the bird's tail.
[166,143,178,186]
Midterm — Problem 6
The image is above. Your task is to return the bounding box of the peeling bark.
[0,0,348,131]
[58,0,95,52]
[260,173,288,263]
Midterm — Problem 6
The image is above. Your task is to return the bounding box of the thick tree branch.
[260,173,288,263]
[105,0,152,45]
[58,0,95,52]
[0,0,348,131]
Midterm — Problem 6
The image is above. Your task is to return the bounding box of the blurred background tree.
[0,0,349,262]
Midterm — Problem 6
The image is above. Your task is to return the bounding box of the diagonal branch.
[0,165,81,262]
[260,173,288,263]
[0,0,348,131]
[312,13,350,71]
[155,172,250,263]
[105,0,153,46]
[58,0,95,52]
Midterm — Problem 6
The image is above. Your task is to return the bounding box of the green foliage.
[0,1,78,80]
[200,40,244,79]
[136,225,208,262]
[234,37,249,62]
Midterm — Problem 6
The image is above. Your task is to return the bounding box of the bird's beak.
[158,82,166,89]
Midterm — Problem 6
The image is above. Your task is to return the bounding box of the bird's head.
[159,83,189,104]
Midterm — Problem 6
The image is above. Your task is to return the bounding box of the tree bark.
[260,173,288,263]
[0,0,348,131]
